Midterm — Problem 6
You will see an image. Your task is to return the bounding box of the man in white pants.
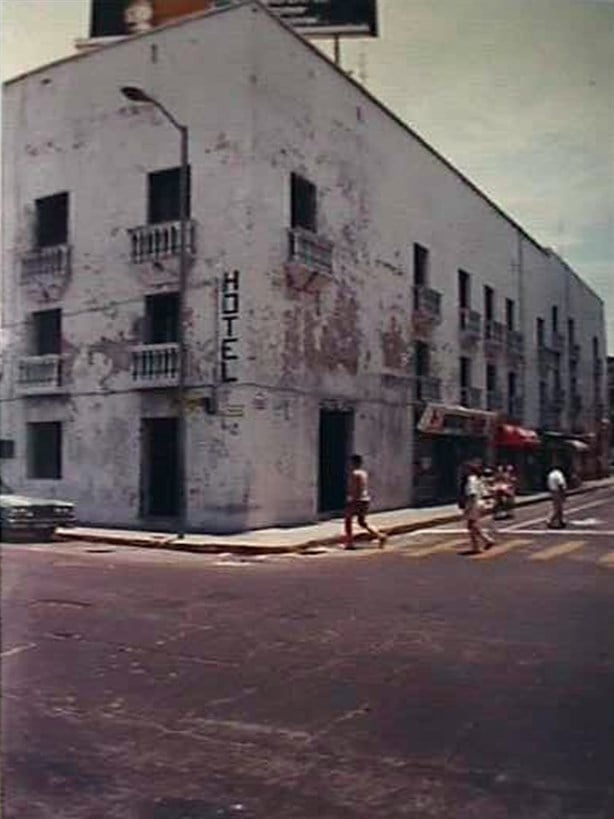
[547,463,567,529]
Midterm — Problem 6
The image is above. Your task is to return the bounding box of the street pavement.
[2,486,614,818]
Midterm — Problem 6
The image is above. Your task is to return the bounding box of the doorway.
[318,409,353,514]
[141,417,179,518]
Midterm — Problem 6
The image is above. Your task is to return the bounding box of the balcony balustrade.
[507,395,524,423]
[568,342,580,364]
[21,244,71,280]
[415,374,442,403]
[128,220,196,264]
[131,343,179,388]
[551,331,565,353]
[460,386,482,409]
[552,387,566,408]
[571,393,583,416]
[288,227,333,275]
[413,285,442,326]
[17,354,63,395]
[459,308,481,344]
[505,329,524,358]
[484,320,505,356]
[486,389,504,412]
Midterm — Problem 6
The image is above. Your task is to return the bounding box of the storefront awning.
[496,424,540,448]
[417,404,497,437]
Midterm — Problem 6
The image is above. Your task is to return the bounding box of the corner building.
[1,1,608,532]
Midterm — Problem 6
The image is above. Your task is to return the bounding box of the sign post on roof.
[263,0,378,38]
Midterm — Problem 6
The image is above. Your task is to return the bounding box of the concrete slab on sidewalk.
[53,477,613,555]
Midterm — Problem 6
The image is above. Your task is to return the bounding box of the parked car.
[0,480,75,540]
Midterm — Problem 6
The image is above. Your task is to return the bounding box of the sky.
[1,0,613,349]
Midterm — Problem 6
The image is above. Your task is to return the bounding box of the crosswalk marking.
[471,538,531,560]
[598,551,614,566]
[404,537,466,557]
[528,541,584,561]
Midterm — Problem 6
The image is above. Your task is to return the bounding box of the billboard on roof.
[90,0,378,39]
[264,1,378,37]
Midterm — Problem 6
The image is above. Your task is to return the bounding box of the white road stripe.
[598,551,614,566]
[404,537,467,557]
[471,538,531,559]
[0,642,37,658]
[529,541,584,561]
[502,497,612,532]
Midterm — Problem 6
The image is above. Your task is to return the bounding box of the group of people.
[343,452,569,552]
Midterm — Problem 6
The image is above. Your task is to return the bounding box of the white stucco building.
[1,0,608,531]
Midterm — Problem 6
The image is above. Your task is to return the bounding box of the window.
[413,244,429,287]
[414,341,429,377]
[484,286,494,322]
[290,173,317,232]
[35,192,68,248]
[0,439,15,459]
[505,299,515,331]
[27,422,62,479]
[537,317,545,347]
[551,305,559,333]
[145,293,179,344]
[568,318,575,345]
[460,356,471,388]
[508,371,517,397]
[486,364,497,392]
[148,166,191,224]
[32,309,61,355]
[458,270,470,310]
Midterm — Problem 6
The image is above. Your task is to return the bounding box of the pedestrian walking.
[547,462,567,528]
[344,454,387,550]
[463,459,495,554]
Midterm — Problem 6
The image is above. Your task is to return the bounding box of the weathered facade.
[1,1,608,531]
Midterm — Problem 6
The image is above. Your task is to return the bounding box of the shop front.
[414,403,497,505]
[495,423,541,492]
[540,432,590,488]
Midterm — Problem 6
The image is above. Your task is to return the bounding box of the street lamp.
[121,85,189,539]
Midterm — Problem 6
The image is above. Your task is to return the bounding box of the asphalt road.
[2,487,614,819]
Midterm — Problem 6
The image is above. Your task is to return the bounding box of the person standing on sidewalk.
[547,462,567,528]
[344,454,387,550]
[463,460,495,554]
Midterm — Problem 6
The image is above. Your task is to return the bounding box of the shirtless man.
[344,454,387,550]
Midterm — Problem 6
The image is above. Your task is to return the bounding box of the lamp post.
[121,86,189,538]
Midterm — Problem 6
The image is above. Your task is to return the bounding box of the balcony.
[17,354,64,395]
[128,220,196,264]
[413,285,442,328]
[507,395,524,424]
[538,344,557,376]
[286,227,333,290]
[484,320,505,356]
[21,244,71,280]
[551,331,565,353]
[460,386,482,409]
[505,329,524,359]
[568,342,580,364]
[486,389,504,412]
[131,343,179,388]
[415,374,442,403]
[459,308,481,345]
[552,387,566,409]
[571,393,583,416]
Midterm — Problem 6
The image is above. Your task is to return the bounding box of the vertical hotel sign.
[220,270,240,383]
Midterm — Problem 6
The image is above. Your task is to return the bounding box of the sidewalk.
[54,476,614,555]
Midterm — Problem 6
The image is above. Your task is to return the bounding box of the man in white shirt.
[547,462,567,529]
[344,454,387,550]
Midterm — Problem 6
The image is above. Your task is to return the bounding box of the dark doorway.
[318,409,353,514]
[141,418,179,518]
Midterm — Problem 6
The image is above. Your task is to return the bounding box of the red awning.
[496,424,540,448]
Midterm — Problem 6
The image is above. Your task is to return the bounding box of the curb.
[53,481,605,556]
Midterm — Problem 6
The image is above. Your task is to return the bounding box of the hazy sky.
[2,0,613,349]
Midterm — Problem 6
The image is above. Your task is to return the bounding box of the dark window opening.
[486,364,497,392]
[484,286,494,322]
[460,356,471,389]
[32,309,61,355]
[90,0,127,37]
[413,243,429,287]
[145,293,179,344]
[568,318,575,345]
[508,371,517,397]
[28,422,62,479]
[414,341,430,377]
[291,173,317,232]
[148,166,191,224]
[36,192,68,248]
[552,305,559,333]
[537,317,545,347]
[458,270,470,309]
[0,439,15,459]
[506,298,515,331]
